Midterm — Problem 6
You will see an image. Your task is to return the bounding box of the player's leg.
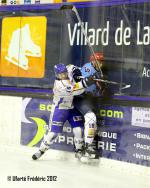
[74,95,99,161]
[73,94,93,115]
[32,108,68,160]
[68,108,84,159]
[82,111,99,160]
[32,130,58,160]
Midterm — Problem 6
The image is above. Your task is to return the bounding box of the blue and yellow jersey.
[81,62,97,95]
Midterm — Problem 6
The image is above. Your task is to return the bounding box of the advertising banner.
[0,1,150,99]
[1,0,61,5]
[21,97,150,167]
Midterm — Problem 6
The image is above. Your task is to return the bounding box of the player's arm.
[71,75,98,95]
[67,64,82,82]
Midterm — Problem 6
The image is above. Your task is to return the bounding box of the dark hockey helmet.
[54,63,68,79]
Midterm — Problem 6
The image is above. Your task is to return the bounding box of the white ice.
[0,145,150,188]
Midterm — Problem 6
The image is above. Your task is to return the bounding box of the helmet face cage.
[54,63,68,80]
[57,72,68,80]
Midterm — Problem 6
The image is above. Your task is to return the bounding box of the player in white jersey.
[32,63,95,160]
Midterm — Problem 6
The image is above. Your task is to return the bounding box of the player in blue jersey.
[73,52,105,162]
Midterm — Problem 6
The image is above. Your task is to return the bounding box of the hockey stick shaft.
[78,76,130,87]
[72,6,103,77]
[93,78,131,89]
[93,78,122,85]
[60,4,103,77]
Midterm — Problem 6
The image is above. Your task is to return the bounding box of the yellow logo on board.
[0,16,47,78]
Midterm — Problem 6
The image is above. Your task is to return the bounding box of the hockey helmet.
[90,52,104,71]
[89,52,104,62]
[54,63,68,79]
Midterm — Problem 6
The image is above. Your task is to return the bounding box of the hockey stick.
[78,76,130,90]
[60,4,103,77]
[93,78,131,90]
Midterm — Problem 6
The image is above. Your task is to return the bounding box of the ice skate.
[32,140,50,160]
[32,150,45,160]
[5,24,41,70]
[5,28,29,70]
[21,24,42,57]
[75,149,84,160]
[80,143,99,164]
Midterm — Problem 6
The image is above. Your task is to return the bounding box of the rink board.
[21,98,150,167]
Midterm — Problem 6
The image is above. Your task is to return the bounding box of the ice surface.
[0,145,150,188]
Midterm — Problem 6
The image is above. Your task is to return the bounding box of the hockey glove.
[72,67,82,82]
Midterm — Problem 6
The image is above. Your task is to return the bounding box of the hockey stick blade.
[120,85,131,90]
[60,5,74,10]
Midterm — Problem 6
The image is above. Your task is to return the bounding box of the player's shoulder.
[67,64,80,70]
[81,62,94,72]
[66,64,74,69]
[55,79,70,85]
[54,80,71,91]
[82,62,92,68]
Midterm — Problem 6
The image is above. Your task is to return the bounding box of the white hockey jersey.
[52,64,86,109]
[53,79,85,109]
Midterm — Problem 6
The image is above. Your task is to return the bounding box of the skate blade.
[80,156,99,165]
[5,56,28,70]
[25,51,42,57]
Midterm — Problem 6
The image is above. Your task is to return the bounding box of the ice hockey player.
[32,63,96,161]
[73,52,105,162]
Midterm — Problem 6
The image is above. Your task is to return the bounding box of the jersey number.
[85,67,90,72]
